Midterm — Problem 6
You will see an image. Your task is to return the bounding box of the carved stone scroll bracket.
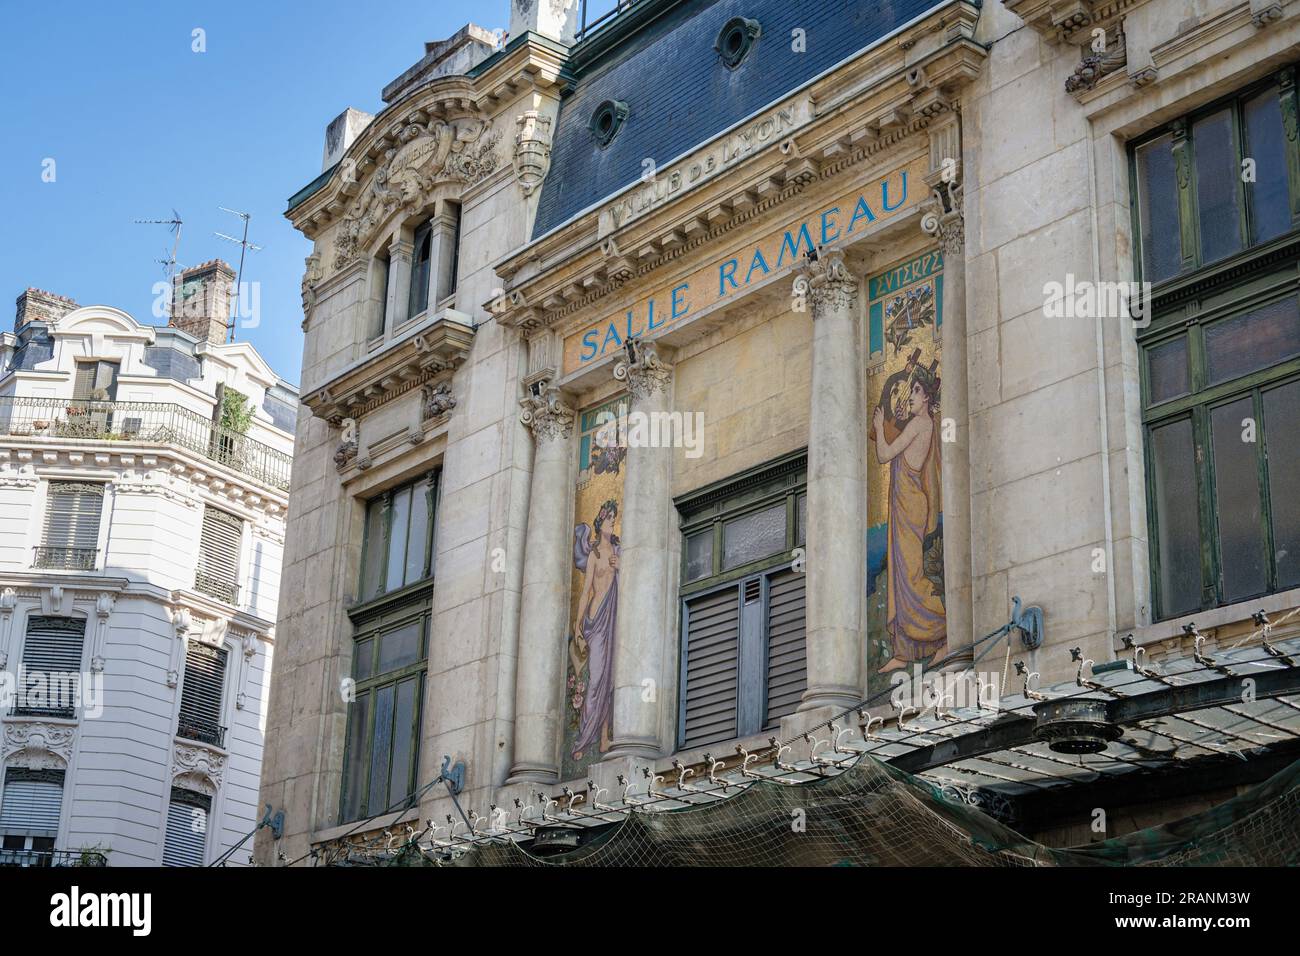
[794,248,860,316]
[167,608,192,688]
[920,179,966,257]
[514,110,553,196]
[0,587,16,670]
[173,742,227,795]
[3,721,76,770]
[91,593,114,673]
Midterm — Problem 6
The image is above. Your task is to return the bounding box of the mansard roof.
[531,0,954,237]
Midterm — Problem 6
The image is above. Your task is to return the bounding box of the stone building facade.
[257,0,1300,864]
[0,271,296,865]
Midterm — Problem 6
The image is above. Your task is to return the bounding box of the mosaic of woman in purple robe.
[570,499,620,761]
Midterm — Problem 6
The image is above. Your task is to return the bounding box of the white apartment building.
[0,264,295,866]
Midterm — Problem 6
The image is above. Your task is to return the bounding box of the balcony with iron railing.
[0,395,292,492]
[32,545,98,571]
[0,847,108,867]
[176,712,227,749]
[194,570,239,607]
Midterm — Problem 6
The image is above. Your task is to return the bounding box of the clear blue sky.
[1,1,508,387]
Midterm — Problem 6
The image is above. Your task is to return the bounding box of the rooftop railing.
[0,396,292,492]
[575,0,646,43]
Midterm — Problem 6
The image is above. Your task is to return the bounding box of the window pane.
[722,504,785,570]
[1204,298,1300,386]
[385,488,411,593]
[1150,419,1202,618]
[387,676,419,807]
[684,531,713,581]
[1146,336,1190,405]
[368,684,395,815]
[796,493,807,546]
[1211,398,1267,602]
[353,638,374,681]
[404,479,431,586]
[1136,134,1182,283]
[360,498,385,601]
[408,225,432,319]
[378,620,422,673]
[341,692,370,822]
[1264,381,1300,589]
[1194,109,1244,263]
[1244,88,1290,245]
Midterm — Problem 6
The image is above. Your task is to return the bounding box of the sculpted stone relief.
[333,119,501,269]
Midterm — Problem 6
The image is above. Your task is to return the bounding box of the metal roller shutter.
[0,769,65,835]
[179,642,228,738]
[162,790,210,867]
[197,506,242,602]
[21,616,86,674]
[764,568,807,728]
[681,587,741,748]
[42,482,103,550]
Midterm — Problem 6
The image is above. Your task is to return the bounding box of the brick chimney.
[171,260,234,345]
[15,288,79,329]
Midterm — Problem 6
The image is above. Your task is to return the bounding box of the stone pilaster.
[796,250,865,711]
[506,384,576,784]
[606,340,675,760]
[386,238,414,333]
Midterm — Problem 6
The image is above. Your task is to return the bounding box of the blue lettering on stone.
[581,329,599,361]
[882,171,907,212]
[820,207,841,245]
[744,248,770,284]
[601,322,622,354]
[847,195,875,233]
[671,283,689,320]
[719,258,739,295]
[777,222,814,267]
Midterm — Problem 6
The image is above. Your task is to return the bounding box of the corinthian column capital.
[519,386,575,441]
[794,248,858,316]
[613,338,674,400]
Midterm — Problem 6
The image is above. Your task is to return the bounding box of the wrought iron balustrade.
[32,545,98,571]
[575,0,645,42]
[0,848,106,867]
[194,570,239,606]
[0,395,291,492]
[176,713,227,748]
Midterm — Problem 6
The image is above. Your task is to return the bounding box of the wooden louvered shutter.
[42,482,103,568]
[680,587,740,748]
[179,642,228,746]
[0,769,65,836]
[72,362,97,400]
[197,507,241,603]
[764,568,807,728]
[162,789,210,867]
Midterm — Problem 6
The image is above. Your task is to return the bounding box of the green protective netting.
[419,753,1300,868]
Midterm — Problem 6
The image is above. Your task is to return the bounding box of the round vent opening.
[589,99,628,148]
[1033,699,1123,754]
[716,17,761,70]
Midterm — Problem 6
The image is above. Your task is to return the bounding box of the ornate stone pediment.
[173,741,227,795]
[333,120,501,269]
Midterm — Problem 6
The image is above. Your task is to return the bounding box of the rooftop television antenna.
[134,209,184,283]
[215,206,263,343]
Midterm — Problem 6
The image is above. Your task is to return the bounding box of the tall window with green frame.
[676,453,807,749]
[339,606,429,822]
[358,472,439,603]
[1132,67,1300,620]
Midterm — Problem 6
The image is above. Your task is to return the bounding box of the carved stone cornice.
[613,340,674,399]
[794,249,859,315]
[1003,0,1147,44]
[519,387,575,442]
[302,310,474,424]
[3,719,77,769]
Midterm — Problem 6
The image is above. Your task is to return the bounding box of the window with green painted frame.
[1132,69,1300,286]
[1132,67,1300,621]
[358,472,440,603]
[339,602,430,823]
[676,452,807,749]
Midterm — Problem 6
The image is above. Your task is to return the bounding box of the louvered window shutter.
[179,642,228,746]
[162,789,210,867]
[20,621,85,717]
[72,362,96,400]
[42,483,103,566]
[197,507,242,603]
[0,769,65,836]
[680,588,740,748]
[764,568,807,728]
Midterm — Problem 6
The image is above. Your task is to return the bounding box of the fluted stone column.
[607,341,675,760]
[506,385,576,784]
[925,194,974,669]
[797,250,865,711]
